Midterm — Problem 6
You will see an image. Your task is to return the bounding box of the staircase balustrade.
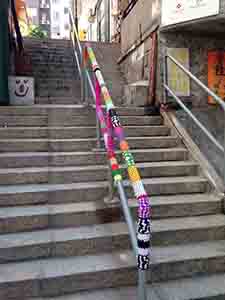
[163,53,225,188]
[69,8,151,300]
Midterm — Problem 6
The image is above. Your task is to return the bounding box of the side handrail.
[163,53,225,184]
[69,9,102,148]
[85,45,151,300]
[69,10,151,299]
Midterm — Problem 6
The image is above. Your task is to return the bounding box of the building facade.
[50,0,71,39]
[25,0,51,37]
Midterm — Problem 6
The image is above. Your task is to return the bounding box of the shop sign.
[162,0,220,26]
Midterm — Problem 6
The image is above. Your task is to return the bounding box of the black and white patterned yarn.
[137,217,151,270]
[109,109,121,128]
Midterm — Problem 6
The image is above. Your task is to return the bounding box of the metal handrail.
[69,9,148,300]
[163,53,225,183]
[69,8,102,148]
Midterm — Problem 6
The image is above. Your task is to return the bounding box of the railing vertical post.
[163,54,168,105]
[138,270,147,300]
[96,118,103,149]
[81,47,88,105]
[224,120,225,191]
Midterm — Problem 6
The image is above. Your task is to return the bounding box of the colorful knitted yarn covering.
[87,45,151,271]
[95,79,122,183]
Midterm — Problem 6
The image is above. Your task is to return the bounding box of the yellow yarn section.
[128,166,141,183]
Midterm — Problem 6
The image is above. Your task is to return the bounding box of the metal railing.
[69,9,102,149]
[163,53,225,185]
[69,9,149,300]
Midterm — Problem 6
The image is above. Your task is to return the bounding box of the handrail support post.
[224,118,225,191]
[138,270,147,300]
[163,54,168,105]
[104,162,120,204]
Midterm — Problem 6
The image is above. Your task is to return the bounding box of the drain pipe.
[0,0,10,105]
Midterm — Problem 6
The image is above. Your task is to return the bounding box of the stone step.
[31,58,74,64]
[0,194,221,232]
[33,65,75,71]
[0,177,210,207]
[0,148,188,168]
[0,213,224,257]
[0,161,198,185]
[0,105,146,116]
[1,240,225,299]
[30,273,225,300]
[0,115,163,127]
[0,125,170,139]
[35,97,85,105]
[0,136,179,152]
[34,73,78,80]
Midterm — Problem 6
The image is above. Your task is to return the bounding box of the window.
[64,7,69,14]
[41,12,50,24]
[64,23,69,30]
[53,11,60,21]
[52,26,60,34]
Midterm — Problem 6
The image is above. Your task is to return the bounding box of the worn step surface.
[0,194,222,232]
[0,213,224,252]
[29,273,225,300]
[0,125,169,139]
[0,136,180,152]
[0,148,188,168]
[0,176,210,207]
[0,161,198,185]
[0,136,179,152]
[0,105,147,116]
[1,240,225,299]
[0,115,163,127]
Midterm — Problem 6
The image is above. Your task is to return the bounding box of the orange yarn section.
[120,141,129,151]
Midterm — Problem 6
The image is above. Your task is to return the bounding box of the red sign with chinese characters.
[208,51,225,104]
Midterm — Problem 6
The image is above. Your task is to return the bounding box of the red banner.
[208,51,225,104]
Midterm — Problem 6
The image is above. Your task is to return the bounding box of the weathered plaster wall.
[120,37,151,84]
[119,0,160,84]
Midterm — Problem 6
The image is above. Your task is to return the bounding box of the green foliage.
[28,26,47,39]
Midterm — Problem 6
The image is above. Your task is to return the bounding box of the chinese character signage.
[162,0,220,26]
[208,51,225,104]
[167,48,190,97]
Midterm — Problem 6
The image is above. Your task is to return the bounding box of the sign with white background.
[9,76,34,105]
[162,0,220,26]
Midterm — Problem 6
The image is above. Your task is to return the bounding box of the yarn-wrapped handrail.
[85,45,151,271]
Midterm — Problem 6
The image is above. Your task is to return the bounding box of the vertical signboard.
[162,0,220,26]
[208,51,225,104]
[167,48,190,97]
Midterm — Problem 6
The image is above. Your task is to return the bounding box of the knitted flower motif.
[123,151,135,166]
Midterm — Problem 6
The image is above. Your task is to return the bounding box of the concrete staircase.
[24,39,125,105]
[0,104,224,300]
[1,39,225,299]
